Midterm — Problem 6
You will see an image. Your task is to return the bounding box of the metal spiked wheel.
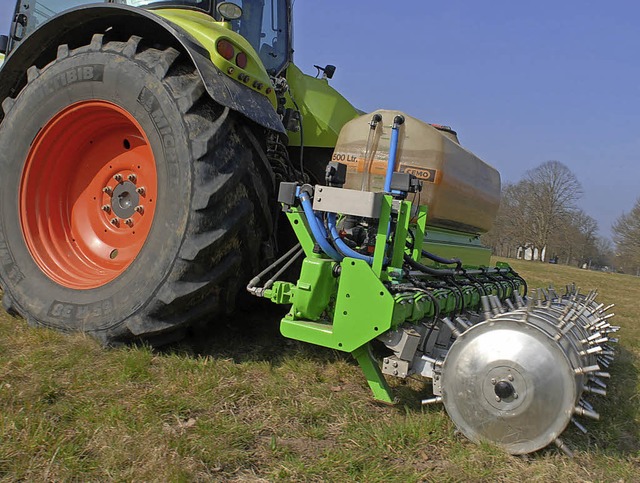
[439,287,617,455]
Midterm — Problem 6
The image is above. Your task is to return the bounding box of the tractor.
[0,1,617,455]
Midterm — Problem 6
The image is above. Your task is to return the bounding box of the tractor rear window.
[228,0,289,75]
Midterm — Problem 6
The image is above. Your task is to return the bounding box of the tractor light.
[235,51,248,69]
[216,39,235,60]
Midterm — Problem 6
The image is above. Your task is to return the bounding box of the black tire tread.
[0,34,275,345]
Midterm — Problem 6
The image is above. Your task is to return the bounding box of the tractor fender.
[0,3,285,134]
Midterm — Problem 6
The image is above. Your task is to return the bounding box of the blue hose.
[383,115,405,193]
[327,213,374,264]
[298,191,342,261]
[384,127,400,192]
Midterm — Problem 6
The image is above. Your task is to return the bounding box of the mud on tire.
[0,34,275,344]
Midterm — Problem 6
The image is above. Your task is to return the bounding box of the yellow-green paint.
[155,10,361,148]
[0,53,4,68]
[155,8,277,107]
[280,258,394,352]
[285,63,361,148]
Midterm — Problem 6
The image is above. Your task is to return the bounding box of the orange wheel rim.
[20,101,158,289]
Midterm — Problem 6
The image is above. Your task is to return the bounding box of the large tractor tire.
[0,34,275,344]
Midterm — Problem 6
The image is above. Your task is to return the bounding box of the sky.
[291,1,639,239]
[1,1,638,239]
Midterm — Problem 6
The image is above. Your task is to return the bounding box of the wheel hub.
[111,180,141,220]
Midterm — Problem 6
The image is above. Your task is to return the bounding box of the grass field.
[1,258,639,481]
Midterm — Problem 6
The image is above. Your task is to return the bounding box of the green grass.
[1,259,639,481]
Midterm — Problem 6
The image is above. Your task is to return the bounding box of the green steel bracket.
[411,205,428,261]
[372,196,392,279]
[286,208,322,258]
[280,258,394,352]
[351,344,395,403]
[390,200,411,269]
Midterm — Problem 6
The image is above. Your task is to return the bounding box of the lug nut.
[114,173,123,183]
[508,374,514,381]
[491,378,497,385]
[102,186,113,196]
[128,173,137,183]
[134,205,144,214]
[125,218,134,227]
[136,187,146,196]
[101,205,111,213]
[110,218,119,226]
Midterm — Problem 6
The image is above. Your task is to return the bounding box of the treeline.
[482,161,614,269]
[612,198,640,275]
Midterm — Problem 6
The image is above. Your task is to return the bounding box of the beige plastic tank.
[334,109,500,234]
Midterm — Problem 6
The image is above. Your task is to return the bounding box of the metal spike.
[579,399,594,411]
[574,405,600,420]
[421,396,443,405]
[589,377,607,389]
[492,295,505,314]
[421,355,443,367]
[574,365,600,375]
[585,332,603,342]
[594,371,610,378]
[583,385,607,397]
[554,438,574,457]
[579,346,602,356]
[455,317,471,330]
[505,299,515,311]
[481,296,492,320]
[601,303,615,313]
[442,317,461,338]
[571,417,588,434]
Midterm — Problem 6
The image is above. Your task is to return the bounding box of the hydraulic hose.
[404,253,459,277]
[326,212,374,264]
[383,115,405,193]
[421,250,462,270]
[298,191,342,261]
[361,113,383,191]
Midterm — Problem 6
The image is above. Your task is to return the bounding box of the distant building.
[517,244,546,262]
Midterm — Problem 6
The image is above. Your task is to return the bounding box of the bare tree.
[612,198,640,274]
[483,161,585,263]
[548,209,598,266]
[523,161,583,260]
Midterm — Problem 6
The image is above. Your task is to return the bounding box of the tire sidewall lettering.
[0,49,191,331]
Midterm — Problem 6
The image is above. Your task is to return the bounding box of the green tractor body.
[0,0,618,455]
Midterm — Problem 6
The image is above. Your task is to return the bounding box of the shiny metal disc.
[441,318,577,454]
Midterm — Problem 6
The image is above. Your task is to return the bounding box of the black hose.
[463,273,486,296]
[421,250,463,270]
[447,277,465,316]
[509,268,528,297]
[404,254,459,277]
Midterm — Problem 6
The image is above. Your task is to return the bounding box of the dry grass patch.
[1,261,640,481]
